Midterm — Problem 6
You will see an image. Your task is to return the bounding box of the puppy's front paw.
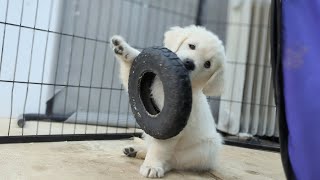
[111,36,124,55]
[110,35,131,61]
[110,35,140,63]
[123,147,137,158]
[140,164,165,178]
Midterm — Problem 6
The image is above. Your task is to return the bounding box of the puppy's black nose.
[183,59,195,71]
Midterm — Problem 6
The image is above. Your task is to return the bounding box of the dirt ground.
[0,139,285,180]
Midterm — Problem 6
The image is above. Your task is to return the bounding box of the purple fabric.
[282,0,320,179]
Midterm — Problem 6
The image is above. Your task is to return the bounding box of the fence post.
[195,0,206,25]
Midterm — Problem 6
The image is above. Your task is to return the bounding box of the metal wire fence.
[0,0,278,150]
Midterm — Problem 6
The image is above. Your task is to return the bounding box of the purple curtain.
[282,0,320,179]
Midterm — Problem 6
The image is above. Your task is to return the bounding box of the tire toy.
[128,47,192,139]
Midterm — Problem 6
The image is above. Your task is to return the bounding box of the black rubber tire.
[128,47,192,139]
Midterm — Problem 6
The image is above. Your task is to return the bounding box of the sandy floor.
[0,139,285,180]
[0,118,284,179]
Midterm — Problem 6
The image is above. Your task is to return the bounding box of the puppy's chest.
[150,77,165,109]
[150,78,214,132]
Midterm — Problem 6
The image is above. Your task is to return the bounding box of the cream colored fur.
[110,25,226,178]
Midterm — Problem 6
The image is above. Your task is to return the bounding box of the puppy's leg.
[110,35,140,90]
[123,145,147,159]
[140,136,178,178]
[173,138,222,171]
[123,137,147,159]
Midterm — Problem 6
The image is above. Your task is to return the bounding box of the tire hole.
[139,72,161,116]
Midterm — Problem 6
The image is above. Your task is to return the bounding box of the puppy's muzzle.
[183,59,195,71]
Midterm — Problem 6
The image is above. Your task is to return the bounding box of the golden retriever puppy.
[111,25,226,178]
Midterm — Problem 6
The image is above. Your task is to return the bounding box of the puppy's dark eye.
[204,61,211,68]
[189,44,196,50]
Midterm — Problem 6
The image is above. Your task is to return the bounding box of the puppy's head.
[163,25,226,96]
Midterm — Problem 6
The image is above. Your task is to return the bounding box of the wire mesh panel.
[0,0,277,148]
[0,0,203,141]
[202,0,277,138]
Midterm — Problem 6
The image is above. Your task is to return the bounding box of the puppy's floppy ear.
[163,26,188,52]
[203,53,226,97]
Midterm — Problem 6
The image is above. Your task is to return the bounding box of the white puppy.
[111,25,226,178]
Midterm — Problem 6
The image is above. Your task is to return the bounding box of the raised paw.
[110,35,140,63]
[111,36,126,55]
[123,147,137,158]
[140,164,165,178]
